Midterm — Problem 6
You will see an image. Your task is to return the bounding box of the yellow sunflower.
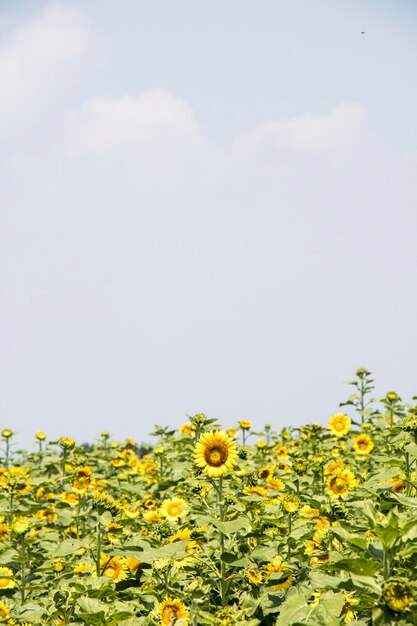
[327,468,357,498]
[59,437,76,449]
[0,567,15,589]
[160,497,189,521]
[245,567,263,584]
[179,423,194,435]
[0,524,10,541]
[264,559,293,591]
[239,420,252,430]
[158,599,189,625]
[258,466,274,481]
[194,431,238,478]
[73,563,95,577]
[275,445,288,459]
[99,555,128,581]
[328,414,351,438]
[353,434,374,455]
[0,601,10,618]
[125,556,142,574]
[72,466,93,493]
[267,477,285,491]
[35,431,46,441]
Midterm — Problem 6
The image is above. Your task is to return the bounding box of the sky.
[1,0,417,447]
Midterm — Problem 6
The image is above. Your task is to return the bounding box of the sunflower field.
[1,369,417,625]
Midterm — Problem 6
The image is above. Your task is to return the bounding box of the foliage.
[0,371,417,624]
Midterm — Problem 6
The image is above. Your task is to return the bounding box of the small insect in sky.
[361,31,365,35]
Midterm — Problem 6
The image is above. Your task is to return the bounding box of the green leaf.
[251,545,279,563]
[53,539,86,557]
[328,558,381,576]
[134,540,188,563]
[331,526,367,552]
[274,588,309,625]
[212,517,250,535]
[220,552,250,567]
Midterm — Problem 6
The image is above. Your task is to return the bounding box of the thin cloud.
[65,90,207,157]
[0,3,92,118]
[236,103,367,158]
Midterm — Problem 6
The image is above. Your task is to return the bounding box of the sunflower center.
[331,477,347,493]
[161,606,176,623]
[204,443,228,467]
[168,505,182,516]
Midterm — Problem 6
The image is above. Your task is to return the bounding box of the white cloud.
[0,3,92,116]
[236,103,367,157]
[66,90,207,156]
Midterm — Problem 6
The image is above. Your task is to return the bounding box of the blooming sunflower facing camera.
[158,598,189,625]
[327,468,357,498]
[353,433,374,455]
[194,430,238,478]
[328,414,351,438]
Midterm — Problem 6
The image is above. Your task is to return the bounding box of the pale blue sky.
[1,1,417,446]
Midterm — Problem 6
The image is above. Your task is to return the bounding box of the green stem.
[405,452,411,497]
[96,519,102,577]
[218,476,227,607]
[5,439,10,469]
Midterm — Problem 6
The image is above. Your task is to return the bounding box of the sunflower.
[275,445,288,459]
[36,507,58,523]
[391,480,406,494]
[3,466,31,496]
[158,599,189,625]
[244,485,268,497]
[282,494,300,513]
[264,559,293,591]
[35,431,46,441]
[59,437,76,449]
[125,557,142,574]
[239,420,252,430]
[382,577,413,612]
[179,423,194,435]
[72,466,93,493]
[99,555,128,582]
[0,567,15,589]
[12,517,30,534]
[194,431,238,478]
[342,592,359,623]
[160,497,189,521]
[245,567,263,584]
[324,459,345,475]
[143,510,163,523]
[258,466,274,481]
[328,414,351,438]
[73,563,95,577]
[0,524,10,541]
[353,434,374,455]
[267,477,285,491]
[326,468,357,498]
[61,492,79,506]
[0,601,10,618]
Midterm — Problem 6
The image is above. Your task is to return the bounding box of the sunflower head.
[0,566,15,589]
[194,431,238,478]
[326,469,357,498]
[382,577,413,612]
[353,434,374,455]
[245,567,263,584]
[160,497,189,521]
[158,598,189,625]
[328,414,351,438]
